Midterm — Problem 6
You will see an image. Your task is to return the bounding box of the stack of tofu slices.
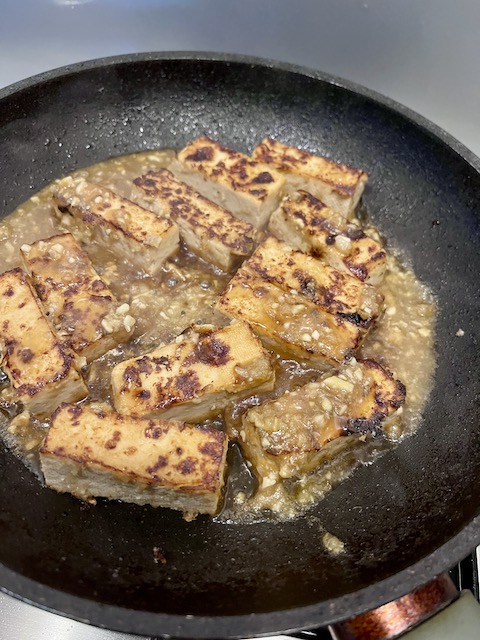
[0,136,405,518]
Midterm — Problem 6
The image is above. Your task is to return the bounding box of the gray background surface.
[0,1,478,638]
[1,0,479,156]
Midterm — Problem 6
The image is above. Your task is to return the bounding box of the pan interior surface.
[0,55,480,637]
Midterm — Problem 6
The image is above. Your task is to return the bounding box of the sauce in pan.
[0,150,437,522]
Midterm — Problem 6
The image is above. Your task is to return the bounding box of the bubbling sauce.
[0,150,436,522]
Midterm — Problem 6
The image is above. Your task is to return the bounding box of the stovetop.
[2,1,480,639]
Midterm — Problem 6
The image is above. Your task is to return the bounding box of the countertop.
[2,0,480,157]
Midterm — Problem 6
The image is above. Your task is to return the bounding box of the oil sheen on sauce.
[0,150,437,523]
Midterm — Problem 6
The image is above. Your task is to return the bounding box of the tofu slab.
[241,358,405,487]
[172,136,285,229]
[247,236,383,324]
[131,169,257,271]
[216,268,361,366]
[0,269,87,417]
[111,322,275,422]
[52,176,179,276]
[21,233,135,362]
[252,138,368,220]
[40,403,228,515]
[269,191,387,285]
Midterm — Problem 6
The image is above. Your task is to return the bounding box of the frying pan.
[0,52,480,639]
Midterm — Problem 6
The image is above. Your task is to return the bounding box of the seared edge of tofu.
[52,176,180,275]
[252,137,368,218]
[216,267,361,366]
[21,233,135,362]
[173,136,286,228]
[239,358,405,488]
[0,268,88,417]
[269,191,387,286]
[245,235,383,324]
[40,403,229,515]
[346,358,406,433]
[131,168,257,271]
[111,322,275,422]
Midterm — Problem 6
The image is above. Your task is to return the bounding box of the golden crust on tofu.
[346,359,406,430]
[131,169,257,271]
[247,236,383,324]
[269,191,387,285]
[52,176,179,276]
[252,138,368,219]
[21,233,135,362]
[40,403,228,515]
[0,269,87,417]
[240,358,405,488]
[216,268,361,366]
[111,322,275,422]
[172,136,285,229]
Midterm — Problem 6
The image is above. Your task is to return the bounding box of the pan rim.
[2,517,480,638]
[1,51,480,638]
[2,49,480,173]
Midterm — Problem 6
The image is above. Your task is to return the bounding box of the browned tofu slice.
[241,358,405,488]
[252,138,368,220]
[269,191,387,285]
[0,269,88,417]
[21,233,136,362]
[40,403,228,515]
[216,268,361,366]
[111,322,275,422]
[52,176,179,276]
[247,236,383,324]
[172,136,285,229]
[131,169,257,271]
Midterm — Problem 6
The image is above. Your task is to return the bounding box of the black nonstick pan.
[0,52,479,639]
